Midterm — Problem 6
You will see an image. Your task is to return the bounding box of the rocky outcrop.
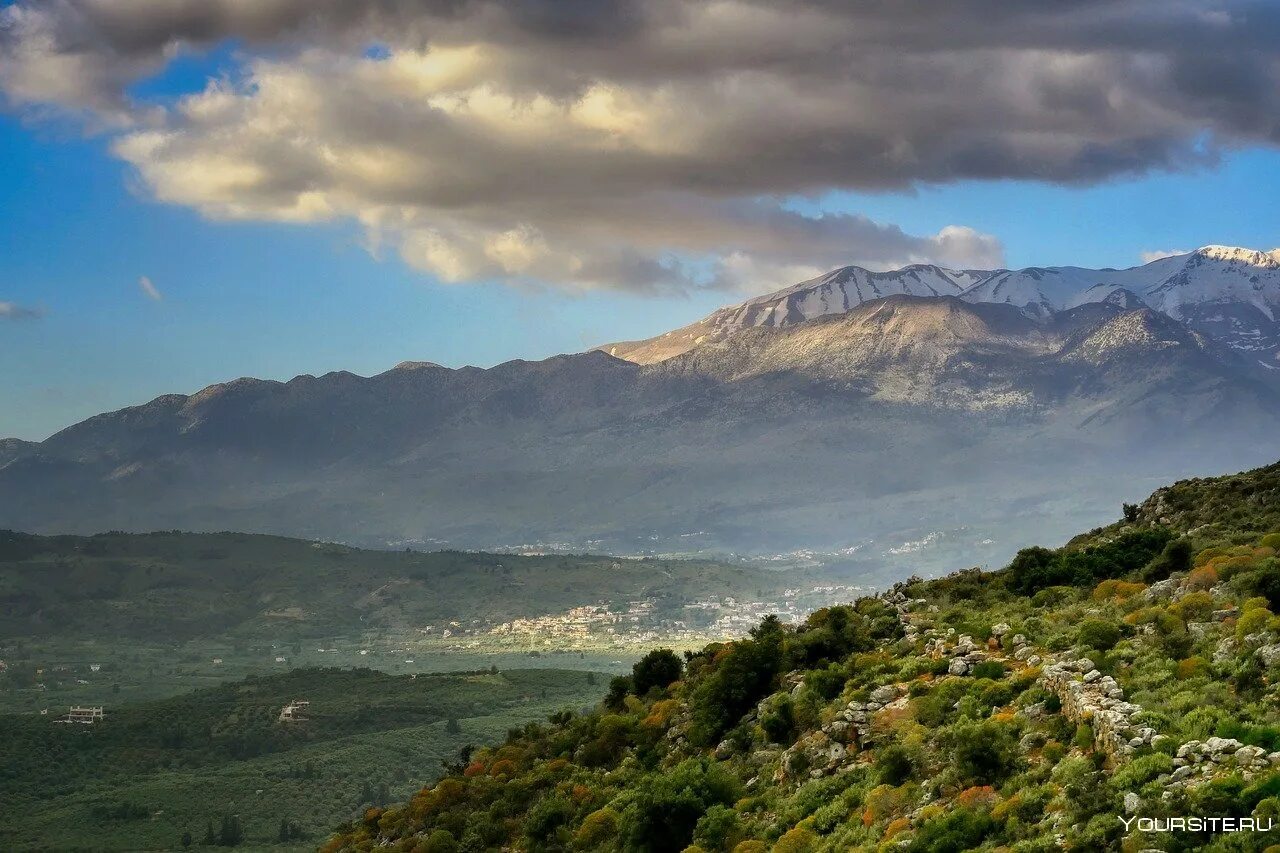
[1163,738,1280,791]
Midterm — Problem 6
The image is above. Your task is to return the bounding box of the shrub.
[760,695,798,744]
[970,660,1006,680]
[1092,579,1146,603]
[1172,591,1215,621]
[1076,619,1121,652]
[693,804,741,852]
[908,808,996,853]
[804,664,847,700]
[575,808,620,848]
[731,843,767,853]
[1143,539,1193,582]
[773,827,819,853]
[420,829,458,853]
[875,744,915,785]
[1235,561,1280,610]
[524,797,574,847]
[949,721,1019,786]
[1186,565,1219,590]
[617,758,740,851]
[1176,657,1209,679]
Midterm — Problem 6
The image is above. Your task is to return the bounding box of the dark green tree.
[631,648,683,696]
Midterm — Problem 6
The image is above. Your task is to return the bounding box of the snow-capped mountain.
[603,246,1280,369]
[600,264,988,364]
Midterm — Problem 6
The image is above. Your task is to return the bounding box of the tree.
[218,814,244,847]
[689,620,784,745]
[445,716,461,734]
[1123,503,1140,522]
[605,675,633,709]
[632,648,683,696]
[618,759,740,851]
[1007,546,1065,594]
[203,821,216,846]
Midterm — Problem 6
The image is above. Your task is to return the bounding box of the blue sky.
[2,1,1279,440]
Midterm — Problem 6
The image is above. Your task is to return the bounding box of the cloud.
[0,301,42,320]
[5,1,1280,293]
[138,275,162,300]
[1140,249,1191,263]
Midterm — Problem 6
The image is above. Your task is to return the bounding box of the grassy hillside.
[326,459,1280,852]
[0,667,603,851]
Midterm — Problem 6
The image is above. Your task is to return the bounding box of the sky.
[2,0,1279,440]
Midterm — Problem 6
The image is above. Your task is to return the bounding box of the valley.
[0,530,869,714]
[0,667,605,852]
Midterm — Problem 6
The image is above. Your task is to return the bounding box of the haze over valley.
[5,246,1280,578]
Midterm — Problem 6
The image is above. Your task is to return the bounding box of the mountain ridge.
[602,246,1280,368]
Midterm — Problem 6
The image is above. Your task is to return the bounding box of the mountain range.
[3,247,1280,571]
[602,245,1280,368]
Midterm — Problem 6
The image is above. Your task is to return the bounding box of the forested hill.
[326,459,1280,852]
[0,530,781,642]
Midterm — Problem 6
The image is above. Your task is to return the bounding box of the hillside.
[0,530,781,642]
[326,459,1280,852]
[0,530,812,713]
[0,667,603,851]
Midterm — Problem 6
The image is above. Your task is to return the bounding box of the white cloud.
[1140,249,1190,264]
[138,275,162,300]
[0,301,42,320]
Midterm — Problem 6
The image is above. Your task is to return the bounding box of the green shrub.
[1076,619,1121,652]
[970,661,1006,680]
[760,695,798,745]
[693,804,741,852]
[874,744,915,785]
[617,758,741,852]
[1143,539,1192,582]
[689,619,785,746]
[949,721,1019,786]
[908,808,996,853]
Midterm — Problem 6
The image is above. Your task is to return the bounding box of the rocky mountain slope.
[3,290,1280,564]
[322,459,1280,853]
[604,246,1280,370]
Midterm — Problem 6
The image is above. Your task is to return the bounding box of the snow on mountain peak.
[602,246,1280,367]
[1192,245,1280,268]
